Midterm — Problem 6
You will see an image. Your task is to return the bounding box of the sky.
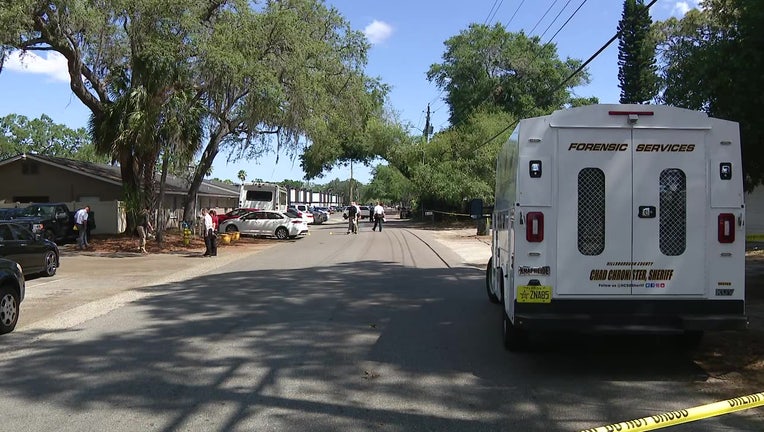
[0,0,700,185]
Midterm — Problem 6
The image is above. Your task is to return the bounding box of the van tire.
[486,258,500,304]
[502,309,527,352]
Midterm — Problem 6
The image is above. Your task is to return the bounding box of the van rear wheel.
[502,309,528,352]
[486,258,500,304]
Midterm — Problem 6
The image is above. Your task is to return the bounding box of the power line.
[546,0,589,44]
[529,0,561,36]
[473,0,659,151]
[538,0,574,41]
[484,0,502,25]
[505,0,526,29]
[434,0,586,132]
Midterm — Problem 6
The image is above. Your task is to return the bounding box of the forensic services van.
[483,104,747,351]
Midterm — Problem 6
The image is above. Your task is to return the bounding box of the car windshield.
[20,205,55,217]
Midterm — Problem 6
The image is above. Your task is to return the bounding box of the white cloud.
[364,20,393,45]
[3,50,70,82]
[670,0,701,17]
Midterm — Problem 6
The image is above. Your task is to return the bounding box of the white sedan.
[219,211,308,240]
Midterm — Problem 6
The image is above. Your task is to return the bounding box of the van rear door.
[556,129,633,296]
[630,129,707,296]
[556,127,708,297]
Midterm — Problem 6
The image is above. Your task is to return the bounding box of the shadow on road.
[1,259,755,432]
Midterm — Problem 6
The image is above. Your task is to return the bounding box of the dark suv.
[0,257,25,334]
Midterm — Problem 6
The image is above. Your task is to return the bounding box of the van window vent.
[577,168,605,256]
[659,169,687,256]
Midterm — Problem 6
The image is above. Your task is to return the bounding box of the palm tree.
[237,170,247,183]
[89,50,203,235]
[155,90,205,243]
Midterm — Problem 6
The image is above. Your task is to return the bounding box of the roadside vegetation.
[1,0,761,216]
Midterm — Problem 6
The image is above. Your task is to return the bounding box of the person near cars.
[372,202,385,232]
[74,205,90,250]
[85,209,95,248]
[210,209,219,231]
[202,208,217,257]
[136,207,153,254]
[347,202,359,235]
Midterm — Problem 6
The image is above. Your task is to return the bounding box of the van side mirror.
[469,199,483,220]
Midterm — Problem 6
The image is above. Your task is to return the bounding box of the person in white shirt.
[74,206,90,250]
[372,202,385,232]
[202,208,216,257]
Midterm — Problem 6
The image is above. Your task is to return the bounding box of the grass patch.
[746,234,764,242]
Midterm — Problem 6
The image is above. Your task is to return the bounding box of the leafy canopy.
[427,23,591,126]
[655,0,764,189]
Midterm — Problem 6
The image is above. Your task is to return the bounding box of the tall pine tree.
[617,0,658,104]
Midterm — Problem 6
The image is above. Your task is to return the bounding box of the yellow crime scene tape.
[580,391,764,432]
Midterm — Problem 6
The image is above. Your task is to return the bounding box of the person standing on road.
[136,207,153,254]
[202,208,217,257]
[347,201,359,235]
[74,206,90,250]
[372,201,385,232]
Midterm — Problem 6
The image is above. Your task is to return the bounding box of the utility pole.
[349,160,354,202]
[423,104,432,143]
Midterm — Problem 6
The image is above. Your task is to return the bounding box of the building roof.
[0,153,239,198]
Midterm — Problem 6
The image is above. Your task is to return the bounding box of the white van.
[483,104,747,350]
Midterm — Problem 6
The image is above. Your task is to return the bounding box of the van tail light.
[718,213,735,243]
[526,212,544,242]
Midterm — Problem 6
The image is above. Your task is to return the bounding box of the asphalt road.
[0,218,762,431]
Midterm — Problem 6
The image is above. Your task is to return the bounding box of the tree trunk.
[119,152,142,235]
[156,154,170,244]
[182,126,227,224]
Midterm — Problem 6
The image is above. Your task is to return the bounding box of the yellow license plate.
[517,285,552,303]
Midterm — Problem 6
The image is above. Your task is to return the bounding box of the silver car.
[219,211,308,240]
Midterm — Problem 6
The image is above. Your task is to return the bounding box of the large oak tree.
[427,23,591,126]
[0,0,383,226]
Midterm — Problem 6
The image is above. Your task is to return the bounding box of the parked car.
[287,205,315,224]
[310,207,329,224]
[0,222,60,277]
[0,257,25,334]
[285,208,314,226]
[219,211,308,240]
[216,208,259,225]
[359,206,371,220]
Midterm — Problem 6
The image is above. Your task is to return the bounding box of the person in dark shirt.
[137,207,153,254]
[85,209,96,247]
[346,202,359,234]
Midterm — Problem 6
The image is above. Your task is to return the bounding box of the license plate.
[517,285,552,303]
